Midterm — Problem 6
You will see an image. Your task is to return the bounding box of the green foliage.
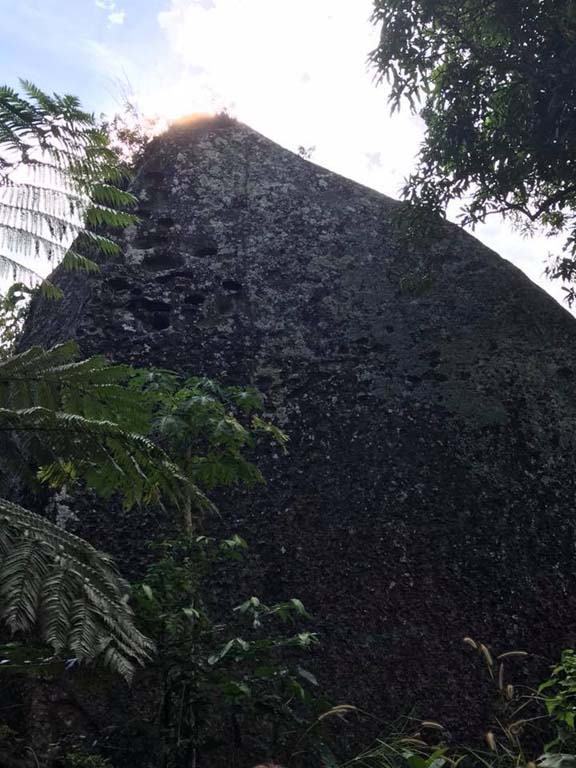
[342,636,576,768]
[147,373,288,531]
[0,343,195,680]
[132,535,325,767]
[0,282,34,360]
[539,650,576,751]
[341,738,451,768]
[99,99,162,168]
[0,496,154,680]
[0,79,137,292]
[152,375,287,488]
[0,342,189,509]
[65,752,112,768]
[0,343,290,682]
[370,0,576,300]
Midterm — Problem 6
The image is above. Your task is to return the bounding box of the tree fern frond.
[37,279,63,299]
[0,536,51,632]
[0,201,82,237]
[76,230,120,256]
[84,204,135,228]
[40,566,74,653]
[0,341,79,379]
[0,403,188,509]
[59,250,99,273]
[0,223,69,262]
[101,644,138,682]
[1,179,85,206]
[68,597,101,661]
[0,252,43,285]
[0,498,155,679]
[18,80,61,116]
[0,498,117,569]
[0,81,138,287]
[0,341,200,510]
[90,183,137,208]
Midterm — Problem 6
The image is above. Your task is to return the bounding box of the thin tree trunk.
[182,448,194,535]
[183,492,193,535]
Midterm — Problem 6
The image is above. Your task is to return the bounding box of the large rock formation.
[22,115,576,737]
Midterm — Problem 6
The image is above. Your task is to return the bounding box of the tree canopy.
[370,0,576,299]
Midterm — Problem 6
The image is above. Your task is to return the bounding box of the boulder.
[21,115,576,736]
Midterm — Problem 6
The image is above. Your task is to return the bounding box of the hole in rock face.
[143,170,165,185]
[155,270,196,284]
[157,216,175,228]
[184,293,206,306]
[558,366,574,379]
[151,312,171,331]
[136,208,152,220]
[143,251,185,270]
[105,276,130,291]
[221,279,242,292]
[129,297,172,313]
[133,232,167,250]
[194,244,218,258]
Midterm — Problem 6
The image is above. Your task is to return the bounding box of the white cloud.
[145,0,570,309]
[108,11,126,24]
[95,0,126,25]
[151,0,418,192]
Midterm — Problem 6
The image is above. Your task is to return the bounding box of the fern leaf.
[0,498,155,680]
[0,537,51,632]
[0,81,137,288]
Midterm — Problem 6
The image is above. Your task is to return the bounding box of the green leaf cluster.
[132,535,324,767]
[0,342,188,509]
[371,0,576,300]
[151,375,287,490]
[539,650,576,750]
[146,373,288,533]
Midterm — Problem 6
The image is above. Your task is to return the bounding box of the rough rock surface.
[21,115,576,737]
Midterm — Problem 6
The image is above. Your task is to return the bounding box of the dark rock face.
[22,116,576,736]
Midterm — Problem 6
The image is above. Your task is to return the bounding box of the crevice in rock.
[128,297,172,313]
[105,277,130,291]
[221,279,242,293]
[133,232,167,250]
[143,251,185,270]
[151,313,171,331]
[194,244,218,258]
[184,293,206,306]
[155,270,196,284]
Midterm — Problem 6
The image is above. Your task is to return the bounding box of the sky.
[0,0,569,308]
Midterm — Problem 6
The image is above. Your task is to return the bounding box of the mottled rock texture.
[21,115,576,737]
